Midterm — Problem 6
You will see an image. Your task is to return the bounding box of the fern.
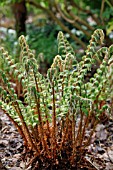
[0,29,112,169]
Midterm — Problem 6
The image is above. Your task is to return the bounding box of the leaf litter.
[0,108,113,170]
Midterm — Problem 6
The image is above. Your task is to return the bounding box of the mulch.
[0,108,113,170]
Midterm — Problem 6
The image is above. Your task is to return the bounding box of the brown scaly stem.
[85,119,99,147]
[3,110,27,147]
[74,98,83,148]
[12,101,38,151]
[79,101,96,148]
[51,81,57,159]
[83,89,106,147]
[59,112,69,150]
[44,102,51,140]
[79,110,84,145]
[71,111,76,165]
[38,79,51,138]
[26,152,39,169]
[1,83,38,151]
[34,76,51,143]
[80,89,103,147]
[79,113,91,147]
[33,125,39,142]
[33,70,49,155]
[72,112,75,145]
[80,99,100,148]
[15,78,22,98]
[33,91,49,155]
[73,114,89,157]
[30,126,41,153]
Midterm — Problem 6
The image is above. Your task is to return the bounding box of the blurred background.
[0,0,113,74]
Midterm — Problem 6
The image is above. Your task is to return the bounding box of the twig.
[106,148,113,164]
[26,152,39,168]
[85,157,99,170]
[100,0,105,25]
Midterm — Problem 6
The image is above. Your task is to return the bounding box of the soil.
[0,108,113,170]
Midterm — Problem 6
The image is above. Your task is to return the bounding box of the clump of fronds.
[0,29,112,169]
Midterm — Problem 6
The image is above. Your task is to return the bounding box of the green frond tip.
[19,35,29,52]
[0,47,8,58]
[51,55,64,72]
[57,31,75,59]
[57,31,64,40]
[86,29,105,58]
[19,35,26,45]
[93,29,104,44]
[0,47,4,53]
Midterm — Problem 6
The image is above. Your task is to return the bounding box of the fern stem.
[32,69,49,154]
[51,81,57,159]
[59,113,69,150]
[85,119,99,147]
[4,110,27,146]
[12,101,38,151]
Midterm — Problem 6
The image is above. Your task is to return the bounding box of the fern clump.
[0,29,113,169]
